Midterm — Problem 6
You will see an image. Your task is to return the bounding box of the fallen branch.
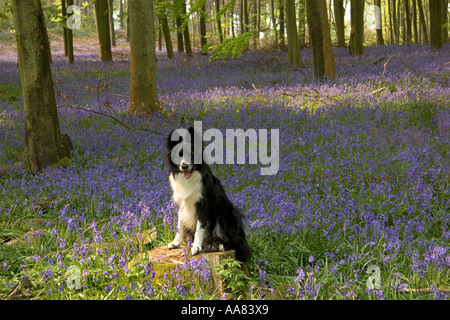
[432,60,450,74]
[399,287,450,294]
[3,276,33,300]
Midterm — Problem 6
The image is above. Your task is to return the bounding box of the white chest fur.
[169,171,203,231]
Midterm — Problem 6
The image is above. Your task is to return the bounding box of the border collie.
[165,127,252,262]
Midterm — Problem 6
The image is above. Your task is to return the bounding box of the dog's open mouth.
[182,171,191,179]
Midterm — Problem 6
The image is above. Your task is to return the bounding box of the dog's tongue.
[183,171,191,179]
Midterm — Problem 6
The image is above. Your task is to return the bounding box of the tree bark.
[403,0,412,43]
[182,0,192,55]
[319,0,335,80]
[298,0,306,47]
[375,0,384,45]
[200,3,207,53]
[333,0,345,47]
[66,0,74,63]
[278,0,285,48]
[215,0,223,42]
[391,0,399,44]
[161,13,174,58]
[430,0,443,49]
[129,0,159,114]
[417,0,429,43]
[109,0,116,46]
[95,0,113,60]
[306,0,324,78]
[270,0,278,43]
[442,0,448,43]
[284,0,302,66]
[11,0,71,172]
[349,0,364,55]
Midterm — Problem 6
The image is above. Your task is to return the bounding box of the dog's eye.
[179,150,183,157]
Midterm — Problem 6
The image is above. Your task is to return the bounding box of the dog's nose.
[181,163,189,170]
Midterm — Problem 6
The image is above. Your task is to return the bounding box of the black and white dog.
[165,127,252,262]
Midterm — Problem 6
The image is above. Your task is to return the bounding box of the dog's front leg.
[168,218,185,249]
[192,220,207,255]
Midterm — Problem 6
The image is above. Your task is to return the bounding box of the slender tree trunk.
[200,3,207,53]
[306,0,324,78]
[161,13,174,58]
[319,0,335,80]
[244,0,249,32]
[270,0,278,43]
[430,0,443,49]
[442,0,448,43]
[120,0,124,30]
[181,1,192,55]
[333,0,346,47]
[284,0,302,66]
[215,0,223,42]
[403,0,412,43]
[349,0,364,55]
[412,0,418,43]
[62,0,68,56]
[127,0,130,41]
[375,0,384,45]
[66,0,74,63]
[298,0,306,47]
[129,0,158,114]
[95,0,113,60]
[391,0,399,44]
[11,0,71,172]
[175,2,184,53]
[109,0,116,46]
[279,0,285,48]
[417,0,429,43]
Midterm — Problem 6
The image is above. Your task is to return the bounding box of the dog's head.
[166,126,201,179]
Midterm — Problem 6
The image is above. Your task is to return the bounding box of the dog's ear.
[166,129,182,150]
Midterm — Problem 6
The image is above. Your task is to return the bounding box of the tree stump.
[128,245,235,295]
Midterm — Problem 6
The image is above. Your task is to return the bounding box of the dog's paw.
[218,244,225,252]
[168,242,179,250]
[191,245,202,256]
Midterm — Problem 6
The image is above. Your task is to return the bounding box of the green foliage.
[213,258,255,295]
[205,32,255,62]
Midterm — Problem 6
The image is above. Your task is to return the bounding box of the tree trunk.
[278,0,285,48]
[298,0,306,47]
[62,0,68,56]
[182,0,192,55]
[417,0,429,43]
[120,0,124,30]
[95,0,113,60]
[349,0,364,55]
[319,0,335,80]
[430,0,443,49]
[66,0,74,63]
[375,0,384,45]
[442,0,448,43]
[391,0,399,44]
[175,3,184,53]
[129,0,159,114]
[270,0,278,43]
[11,0,71,172]
[215,0,223,42]
[403,0,412,43]
[127,0,130,41]
[284,0,302,66]
[109,0,116,46]
[161,13,174,58]
[333,0,345,47]
[244,0,249,32]
[200,3,207,53]
[306,0,324,78]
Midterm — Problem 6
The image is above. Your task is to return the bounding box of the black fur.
[166,127,252,262]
